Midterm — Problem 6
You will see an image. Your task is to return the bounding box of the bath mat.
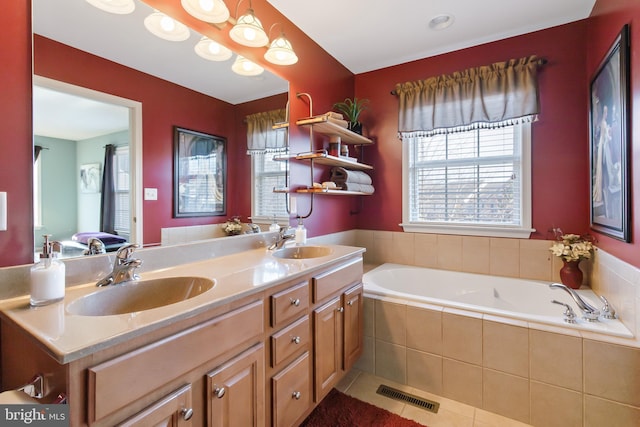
[299,388,427,427]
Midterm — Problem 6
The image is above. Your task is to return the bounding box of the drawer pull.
[290,298,301,307]
[181,408,194,421]
[291,336,301,344]
[337,307,344,313]
[213,387,226,399]
[292,391,301,400]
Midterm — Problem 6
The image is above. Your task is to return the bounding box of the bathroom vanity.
[0,244,364,426]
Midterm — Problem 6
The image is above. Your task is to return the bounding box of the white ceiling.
[31,0,596,140]
[268,0,596,74]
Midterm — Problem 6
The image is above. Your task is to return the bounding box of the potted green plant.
[332,97,369,134]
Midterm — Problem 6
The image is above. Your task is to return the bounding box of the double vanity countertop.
[0,244,365,364]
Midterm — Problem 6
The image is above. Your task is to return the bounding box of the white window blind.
[402,124,533,238]
[113,145,130,236]
[251,154,288,220]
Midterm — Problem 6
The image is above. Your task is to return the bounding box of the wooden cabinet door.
[271,352,311,427]
[207,344,265,427]
[117,384,193,427]
[343,284,364,371]
[312,296,342,401]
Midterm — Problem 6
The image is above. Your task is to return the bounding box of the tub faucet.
[549,283,599,321]
[96,243,142,287]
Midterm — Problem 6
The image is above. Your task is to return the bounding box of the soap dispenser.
[30,235,65,307]
[269,215,280,233]
[295,218,307,246]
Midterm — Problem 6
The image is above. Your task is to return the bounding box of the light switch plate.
[144,188,158,201]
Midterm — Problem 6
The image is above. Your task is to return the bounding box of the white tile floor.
[335,369,533,427]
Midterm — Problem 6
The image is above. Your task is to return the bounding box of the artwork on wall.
[80,163,101,193]
[173,127,227,218]
[589,24,630,242]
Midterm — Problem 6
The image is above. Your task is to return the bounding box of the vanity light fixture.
[195,36,233,61]
[264,24,298,65]
[85,0,135,14]
[231,55,264,76]
[229,0,269,47]
[144,10,190,41]
[181,0,229,24]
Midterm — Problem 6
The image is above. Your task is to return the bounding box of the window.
[113,145,130,237]
[33,154,42,228]
[402,123,533,238]
[251,154,288,222]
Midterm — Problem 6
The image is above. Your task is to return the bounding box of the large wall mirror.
[31,0,289,259]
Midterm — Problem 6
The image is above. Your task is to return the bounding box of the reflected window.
[114,145,130,236]
[251,154,287,221]
[34,152,42,228]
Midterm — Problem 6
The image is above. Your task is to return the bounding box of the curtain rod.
[389,57,548,95]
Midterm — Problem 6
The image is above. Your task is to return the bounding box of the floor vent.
[376,384,440,413]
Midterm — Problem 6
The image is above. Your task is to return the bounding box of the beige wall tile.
[530,330,582,391]
[375,339,407,384]
[436,235,463,271]
[519,239,553,281]
[363,297,375,337]
[442,312,482,365]
[406,305,442,354]
[407,349,442,395]
[489,238,520,277]
[584,395,640,427]
[482,369,530,424]
[375,300,406,345]
[354,335,375,374]
[370,230,394,264]
[442,358,483,408]
[530,381,582,427]
[462,236,490,274]
[483,320,529,377]
[413,233,438,268]
[584,340,640,406]
[389,232,415,265]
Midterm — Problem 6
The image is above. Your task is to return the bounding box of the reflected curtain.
[395,56,542,139]
[100,144,116,234]
[246,108,287,155]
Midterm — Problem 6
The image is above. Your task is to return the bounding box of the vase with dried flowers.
[221,217,243,236]
[549,233,594,289]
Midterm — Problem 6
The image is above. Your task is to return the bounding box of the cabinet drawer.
[312,258,362,303]
[272,352,311,427]
[88,300,264,425]
[117,384,193,427]
[270,316,309,367]
[271,282,309,329]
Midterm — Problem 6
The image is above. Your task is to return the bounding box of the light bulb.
[208,41,221,55]
[243,28,256,41]
[160,16,175,32]
[199,0,214,12]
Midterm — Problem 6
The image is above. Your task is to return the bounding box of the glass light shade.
[231,55,264,76]
[264,35,298,65]
[194,37,233,61]
[229,9,268,47]
[144,11,190,42]
[181,0,230,24]
[85,0,135,14]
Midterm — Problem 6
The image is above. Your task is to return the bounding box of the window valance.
[395,55,543,139]
[246,108,288,155]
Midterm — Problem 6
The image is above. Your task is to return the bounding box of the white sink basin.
[67,276,215,316]
[272,246,333,260]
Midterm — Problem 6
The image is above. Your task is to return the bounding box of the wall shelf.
[296,188,373,196]
[295,152,373,170]
[296,116,373,145]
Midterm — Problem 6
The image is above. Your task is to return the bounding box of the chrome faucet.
[96,243,142,287]
[268,227,295,250]
[84,237,106,255]
[549,283,600,321]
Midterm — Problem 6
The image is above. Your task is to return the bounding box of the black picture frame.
[589,24,630,242]
[173,126,227,218]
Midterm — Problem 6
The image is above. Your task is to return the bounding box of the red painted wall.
[0,1,33,266]
[354,21,591,240]
[587,0,640,266]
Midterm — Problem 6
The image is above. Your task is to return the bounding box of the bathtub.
[363,263,633,338]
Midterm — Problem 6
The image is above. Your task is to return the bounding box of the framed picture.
[80,163,101,193]
[173,127,227,218]
[589,24,630,242]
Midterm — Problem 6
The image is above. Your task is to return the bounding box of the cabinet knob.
[213,387,226,398]
[337,307,344,313]
[290,298,300,306]
[347,300,354,306]
[291,336,301,344]
[181,407,194,421]
[292,391,301,400]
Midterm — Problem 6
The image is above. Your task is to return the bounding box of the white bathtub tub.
[363,263,632,338]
